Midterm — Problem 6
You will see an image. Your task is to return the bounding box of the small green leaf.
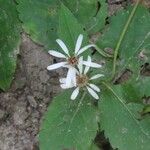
[100,83,150,150]
[39,91,99,150]
[0,0,21,90]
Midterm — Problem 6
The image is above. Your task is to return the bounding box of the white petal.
[84,56,91,74]
[66,67,76,87]
[62,64,71,68]
[77,44,96,55]
[48,50,66,58]
[77,56,83,74]
[84,66,90,74]
[88,84,100,92]
[60,84,68,89]
[75,34,83,55]
[56,39,70,56]
[60,83,74,89]
[47,62,67,70]
[71,87,79,100]
[90,74,104,80]
[86,86,99,99]
[83,61,102,68]
[59,78,66,84]
[60,77,75,88]
[72,73,77,87]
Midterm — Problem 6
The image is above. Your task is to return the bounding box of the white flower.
[60,56,104,100]
[47,34,98,87]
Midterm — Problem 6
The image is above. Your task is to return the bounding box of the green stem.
[70,91,86,123]
[94,45,113,58]
[111,0,141,79]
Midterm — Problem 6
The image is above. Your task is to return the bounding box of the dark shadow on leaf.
[113,69,132,84]
[94,131,116,150]
[141,63,150,76]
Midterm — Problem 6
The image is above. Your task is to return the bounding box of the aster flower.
[47,34,99,87]
[60,56,104,100]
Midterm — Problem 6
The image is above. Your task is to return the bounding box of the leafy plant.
[0,0,150,150]
[38,1,150,149]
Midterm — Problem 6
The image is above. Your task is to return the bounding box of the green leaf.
[0,0,21,90]
[93,53,113,81]
[128,103,150,136]
[17,0,107,49]
[96,5,150,76]
[39,91,99,150]
[58,4,88,55]
[100,83,150,150]
[70,0,108,34]
[61,0,107,33]
[91,143,101,150]
[118,76,150,103]
[16,0,59,49]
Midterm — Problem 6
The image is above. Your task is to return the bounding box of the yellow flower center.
[76,75,89,87]
[67,56,78,66]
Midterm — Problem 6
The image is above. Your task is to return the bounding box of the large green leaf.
[39,91,99,150]
[0,0,21,90]
[17,0,107,49]
[100,83,150,150]
[96,5,150,76]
